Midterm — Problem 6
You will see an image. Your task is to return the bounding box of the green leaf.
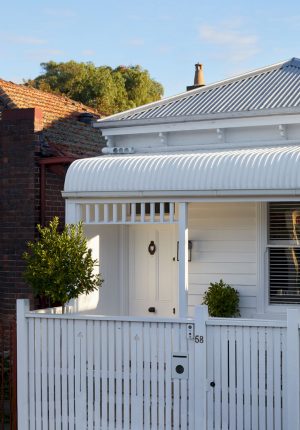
[202,279,240,318]
[22,217,103,307]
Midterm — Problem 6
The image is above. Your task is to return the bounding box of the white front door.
[129,224,178,317]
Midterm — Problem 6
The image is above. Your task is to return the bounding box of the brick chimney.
[187,63,205,91]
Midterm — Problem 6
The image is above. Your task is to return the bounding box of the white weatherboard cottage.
[65,58,300,320]
[17,59,300,430]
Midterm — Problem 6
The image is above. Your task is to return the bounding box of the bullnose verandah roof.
[64,146,300,197]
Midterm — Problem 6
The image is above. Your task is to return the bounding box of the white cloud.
[82,49,96,57]
[43,8,76,18]
[157,44,172,54]
[26,49,64,60]
[128,38,144,47]
[199,23,260,63]
[7,36,46,46]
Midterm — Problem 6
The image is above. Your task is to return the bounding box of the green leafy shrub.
[23,217,103,313]
[202,279,240,317]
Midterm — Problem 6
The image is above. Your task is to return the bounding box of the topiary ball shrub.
[202,279,240,317]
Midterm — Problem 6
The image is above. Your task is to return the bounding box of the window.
[268,202,300,304]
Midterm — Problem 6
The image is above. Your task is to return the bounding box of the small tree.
[23,217,103,313]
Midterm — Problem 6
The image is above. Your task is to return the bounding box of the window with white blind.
[268,203,300,304]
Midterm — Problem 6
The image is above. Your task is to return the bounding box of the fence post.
[286,308,300,430]
[194,305,208,430]
[17,299,30,430]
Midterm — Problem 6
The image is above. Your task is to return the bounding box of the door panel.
[129,225,177,317]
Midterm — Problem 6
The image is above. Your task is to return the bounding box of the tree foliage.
[25,61,164,115]
[202,279,240,318]
[23,217,103,311]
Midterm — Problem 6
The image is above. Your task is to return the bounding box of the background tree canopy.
[25,61,164,115]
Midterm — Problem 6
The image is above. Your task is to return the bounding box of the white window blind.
[268,203,300,304]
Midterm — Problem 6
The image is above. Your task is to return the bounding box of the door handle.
[148,307,156,313]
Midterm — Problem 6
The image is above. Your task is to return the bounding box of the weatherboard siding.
[77,203,259,318]
[187,202,257,317]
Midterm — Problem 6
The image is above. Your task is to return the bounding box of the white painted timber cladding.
[64,146,300,195]
[187,202,257,317]
[78,203,258,318]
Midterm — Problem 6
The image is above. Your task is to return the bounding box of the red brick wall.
[44,165,68,227]
[0,108,83,326]
[0,109,40,325]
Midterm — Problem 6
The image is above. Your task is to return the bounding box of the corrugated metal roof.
[64,146,300,196]
[98,58,300,124]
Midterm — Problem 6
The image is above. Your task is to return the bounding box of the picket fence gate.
[17,300,300,430]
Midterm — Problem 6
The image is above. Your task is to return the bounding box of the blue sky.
[1,0,300,97]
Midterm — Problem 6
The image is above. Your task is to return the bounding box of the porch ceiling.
[64,145,300,197]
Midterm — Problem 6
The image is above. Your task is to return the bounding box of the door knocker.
[148,241,156,255]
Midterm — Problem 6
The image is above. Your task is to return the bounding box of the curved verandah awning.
[63,145,300,317]
[64,145,300,198]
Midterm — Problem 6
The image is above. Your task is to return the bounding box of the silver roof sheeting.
[99,58,300,124]
[64,146,300,196]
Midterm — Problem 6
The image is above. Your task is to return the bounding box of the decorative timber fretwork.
[79,202,178,224]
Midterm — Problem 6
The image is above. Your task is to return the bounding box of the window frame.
[263,202,300,312]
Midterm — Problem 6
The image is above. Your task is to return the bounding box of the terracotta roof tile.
[0,78,105,157]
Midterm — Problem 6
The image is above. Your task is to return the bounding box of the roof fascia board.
[62,189,300,200]
[95,107,300,130]
[100,112,300,137]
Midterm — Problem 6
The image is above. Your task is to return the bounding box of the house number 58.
[195,335,204,343]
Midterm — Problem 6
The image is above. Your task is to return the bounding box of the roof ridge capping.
[96,57,300,124]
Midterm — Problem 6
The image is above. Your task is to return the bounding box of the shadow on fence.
[0,321,17,430]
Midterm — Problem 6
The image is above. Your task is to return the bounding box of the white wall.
[74,224,123,315]
[112,123,300,153]
[187,202,257,317]
[74,203,258,318]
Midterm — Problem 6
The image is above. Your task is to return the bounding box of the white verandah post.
[178,202,188,318]
[65,200,80,224]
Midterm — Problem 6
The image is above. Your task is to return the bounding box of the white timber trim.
[63,190,300,200]
[98,113,300,136]
[286,309,300,430]
[127,139,300,155]
[119,225,129,315]
[65,200,80,224]
[178,203,188,317]
[256,202,267,314]
[76,201,178,225]
[17,299,30,430]
[194,305,208,429]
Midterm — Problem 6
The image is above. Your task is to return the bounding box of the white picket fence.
[206,319,287,430]
[17,300,300,430]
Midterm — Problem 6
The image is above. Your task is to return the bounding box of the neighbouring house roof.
[97,58,300,126]
[64,146,300,198]
[0,78,104,157]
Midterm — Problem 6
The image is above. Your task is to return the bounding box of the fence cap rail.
[207,317,287,328]
[25,311,193,324]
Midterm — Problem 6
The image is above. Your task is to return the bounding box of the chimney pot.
[187,62,205,91]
